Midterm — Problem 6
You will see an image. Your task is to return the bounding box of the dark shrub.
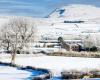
[90,46,98,52]
[85,46,98,52]
[32,77,44,80]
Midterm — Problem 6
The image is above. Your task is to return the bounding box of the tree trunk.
[7,42,10,51]
[11,49,16,64]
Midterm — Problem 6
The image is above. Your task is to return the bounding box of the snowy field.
[15,56,100,76]
[0,55,100,76]
[0,65,31,80]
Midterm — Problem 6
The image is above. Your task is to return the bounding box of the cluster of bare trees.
[83,33,100,51]
[0,17,36,64]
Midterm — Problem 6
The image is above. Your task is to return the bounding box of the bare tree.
[0,17,36,64]
[83,34,96,51]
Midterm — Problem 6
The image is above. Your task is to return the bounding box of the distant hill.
[48,4,100,23]
[0,5,100,40]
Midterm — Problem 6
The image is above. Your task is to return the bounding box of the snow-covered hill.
[0,4,100,41]
[48,4,100,23]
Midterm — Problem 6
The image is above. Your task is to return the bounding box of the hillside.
[0,4,100,41]
[48,4,100,23]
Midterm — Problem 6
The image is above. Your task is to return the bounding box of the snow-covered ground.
[0,65,31,80]
[15,56,100,76]
[0,55,100,76]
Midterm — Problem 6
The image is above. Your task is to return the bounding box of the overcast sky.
[0,0,100,17]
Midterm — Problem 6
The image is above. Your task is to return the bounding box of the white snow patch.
[14,56,100,76]
[0,65,31,80]
[0,55,100,76]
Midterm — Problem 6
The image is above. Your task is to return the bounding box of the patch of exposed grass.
[48,51,100,58]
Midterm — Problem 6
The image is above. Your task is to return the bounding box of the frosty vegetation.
[0,17,36,64]
[83,33,100,50]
